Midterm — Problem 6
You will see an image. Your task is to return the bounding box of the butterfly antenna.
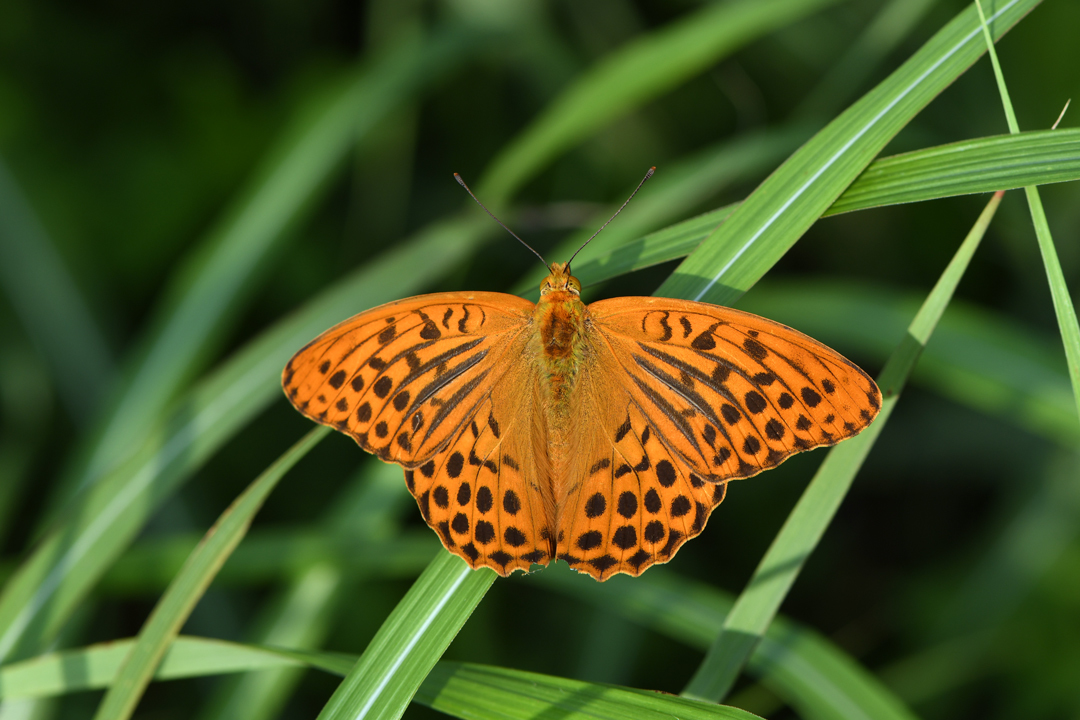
[567,166,655,271]
[454,173,548,269]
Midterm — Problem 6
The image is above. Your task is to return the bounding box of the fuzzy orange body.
[282,263,880,580]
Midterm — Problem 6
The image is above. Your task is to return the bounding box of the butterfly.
[281,171,881,581]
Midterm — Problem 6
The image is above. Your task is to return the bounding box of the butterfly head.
[541,262,582,297]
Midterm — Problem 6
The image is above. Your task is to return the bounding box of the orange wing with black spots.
[552,297,880,580]
[282,292,556,574]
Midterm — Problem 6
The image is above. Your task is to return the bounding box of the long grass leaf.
[573,128,1080,289]
[89,426,327,720]
[415,663,762,720]
[680,192,1004,702]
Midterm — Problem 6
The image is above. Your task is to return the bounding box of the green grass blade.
[72,29,469,499]
[975,0,1080,430]
[476,0,842,205]
[659,0,1039,306]
[315,551,495,720]
[0,158,114,421]
[0,637,311,700]
[828,128,1080,214]
[90,426,328,720]
[570,128,1080,290]
[3,635,761,720]
[0,215,491,664]
[415,662,762,720]
[681,191,1004,702]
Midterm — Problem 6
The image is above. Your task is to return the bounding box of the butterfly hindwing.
[283,292,535,466]
[556,397,728,579]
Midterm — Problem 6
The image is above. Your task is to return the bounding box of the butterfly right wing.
[282,291,555,575]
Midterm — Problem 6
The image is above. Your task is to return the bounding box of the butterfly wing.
[283,292,555,575]
[554,296,880,579]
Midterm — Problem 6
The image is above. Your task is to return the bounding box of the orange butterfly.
[282,172,880,580]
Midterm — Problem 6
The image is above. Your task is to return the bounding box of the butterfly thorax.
[535,263,588,409]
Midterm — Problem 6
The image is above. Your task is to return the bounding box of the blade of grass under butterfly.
[476,0,842,206]
[0,214,492,665]
[67,29,469,504]
[659,0,1039,307]
[0,159,115,423]
[975,0,1080,427]
[315,551,495,720]
[6,637,761,720]
[680,191,1004,702]
[414,663,763,720]
[538,566,917,720]
[571,128,1080,290]
[89,426,327,720]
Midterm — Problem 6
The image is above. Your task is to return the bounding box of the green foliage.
[0,0,1077,718]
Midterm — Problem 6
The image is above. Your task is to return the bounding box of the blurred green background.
[1,0,1078,717]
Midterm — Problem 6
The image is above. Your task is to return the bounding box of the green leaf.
[681,191,1004,702]
[415,662,763,720]
[829,128,1080,215]
[315,551,495,720]
[90,426,328,720]
[0,637,319,700]
[571,128,1080,290]
[659,0,1039,306]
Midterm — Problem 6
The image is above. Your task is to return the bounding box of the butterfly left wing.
[283,292,533,465]
[554,296,880,580]
[282,291,556,576]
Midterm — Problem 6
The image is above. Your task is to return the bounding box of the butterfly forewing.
[590,298,881,482]
[283,293,534,465]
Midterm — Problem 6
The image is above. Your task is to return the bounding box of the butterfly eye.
[567,276,582,295]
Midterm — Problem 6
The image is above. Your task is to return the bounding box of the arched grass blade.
[415,662,763,720]
[681,191,1004,702]
[571,128,1080,290]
